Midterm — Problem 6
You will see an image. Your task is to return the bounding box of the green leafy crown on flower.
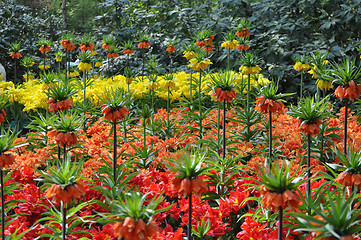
[223,31,237,42]
[288,95,331,124]
[194,29,212,42]
[78,51,94,64]
[165,150,209,179]
[36,156,83,189]
[9,41,22,53]
[79,33,94,45]
[139,103,153,120]
[21,56,35,68]
[289,187,361,239]
[208,70,236,91]
[121,40,135,50]
[123,67,136,79]
[47,79,77,101]
[105,191,170,223]
[258,80,294,102]
[146,56,161,73]
[182,42,199,53]
[50,110,83,133]
[329,57,361,86]
[37,37,52,47]
[236,18,251,31]
[293,55,309,64]
[254,159,306,193]
[137,33,151,43]
[240,51,261,67]
[103,34,117,46]
[99,87,131,111]
[107,45,120,53]
[327,142,361,174]
[0,127,27,154]
[237,37,250,45]
[55,51,65,59]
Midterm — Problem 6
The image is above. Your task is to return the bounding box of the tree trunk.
[62,0,68,30]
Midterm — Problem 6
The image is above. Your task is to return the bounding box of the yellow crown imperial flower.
[164,80,176,89]
[316,79,333,90]
[55,57,62,62]
[188,58,212,71]
[221,40,239,49]
[239,66,262,75]
[183,51,197,60]
[95,62,103,67]
[69,71,80,78]
[39,64,51,70]
[78,62,92,72]
[293,62,310,72]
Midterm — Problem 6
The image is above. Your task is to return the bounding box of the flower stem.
[344,99,348,154]
[198,71,202,140]
[222,100,226,160]
[62,203,66,240]
[247,74,250,111]
[58,144,61,161]
[1,169,5,240]
[307,133,311,197]
[217,102,221,154]
[269,111,272,168]
[188,193,192,240]
[278,207,283,240]
[113,120,117,183]
[227,48,230,71]
[300,71,303,100]
[190,69,193,111]
[167,87,170,137]
[14,59,17,83]
[65,52,68,81]
[63,145,66,166]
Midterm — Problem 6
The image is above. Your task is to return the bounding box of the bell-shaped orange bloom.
[138,41,151,49]
[48,130,77,148]
[237,44,250,51]
[212,87,237,103]
[299,120,322,135]
[113,217,159,240]
[203,45,214,53]
[80,43,94,52]
[255,96,285,113]
[261,186,301,212]
[166,45,176,53]
[39,45,51,53]
[107,53,119,58]
[171,176,207,197]
[195,40,207,47]
[340,236,356,240]
[335,80,361,100]
[236,28,250,37]
[45,181,86,205]
[335,171,361,188]
[9,52,22,59]
[0,153,15,169]
[101,44,110,50]
[0,109,6,123]
[60,39,76,52]
[123,49,134,55]
[47,98,73,112]
[101,105,129,122]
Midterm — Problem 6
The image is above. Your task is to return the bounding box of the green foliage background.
[1,0,361,95]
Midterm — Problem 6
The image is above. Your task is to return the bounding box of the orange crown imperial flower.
[101,105,129,122]
[113,217,159,240]
[48,129,77,148]
[171,176,207,197]
[212,87,237,103]
[39,45,51,53]
[80,43,94,52]
[9,52,22,59]
[0,109,6,123]
[166,45,176,53]
[47,98,74,112]
[107,52,119,58]
[255,96,285,113]
[0,153,15,169]
[334,80,361,100]
[335,171,361,188]
[261,186,301,212]
[60,40,76,52]
[45,181,86,205]
[123,49,134,55]
[299,120,322,135]
[236,28,250,37]
[138,41,151,49]
[101,43,110,50]
[237,44,250,51]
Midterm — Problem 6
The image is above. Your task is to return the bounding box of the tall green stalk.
[198,71,203,139]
